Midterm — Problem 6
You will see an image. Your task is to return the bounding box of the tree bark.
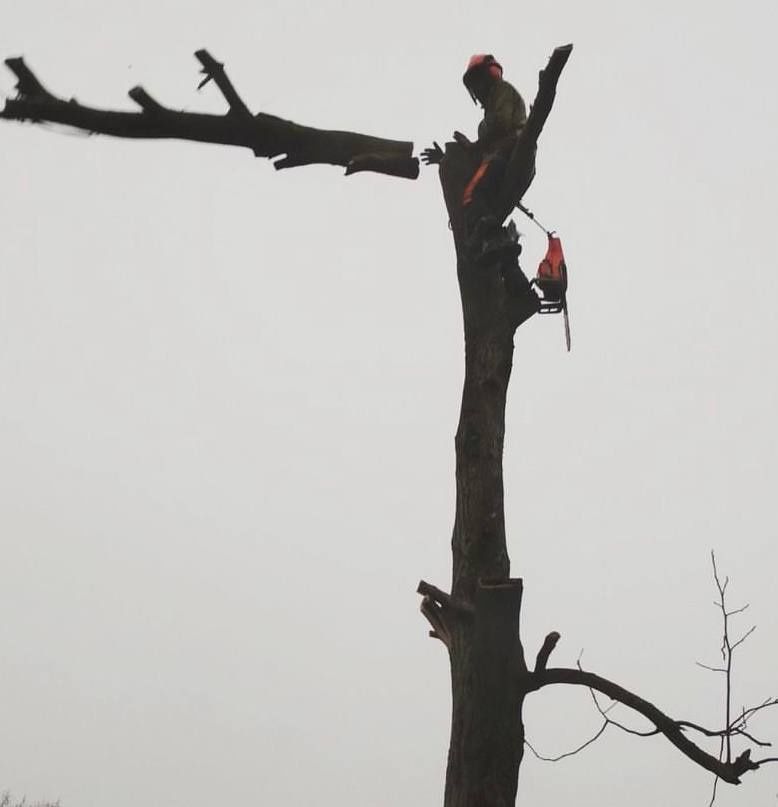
[434,139,533,806]
[428,42,770,798]
[426,46,575,807]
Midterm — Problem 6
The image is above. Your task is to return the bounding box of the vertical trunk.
[439,146,529,807]
[421,46,571,806]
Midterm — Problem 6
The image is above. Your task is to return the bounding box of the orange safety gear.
[462,157,493,206]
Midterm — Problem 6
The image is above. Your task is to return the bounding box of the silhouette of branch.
[534,631,561,672]
[709,736,725,807]
[194,49,251,117]
[524,659,660,765]
[699,552,770,804]
[417,580,474,615]
[417,580,473,648]
[533,555,775,791]
[696,662,727,674]
[678,697,778,747]
[532,667,759,784]
[582,666,660,738]
[497,43,573,218]
[524,722,607,762]
[420,595,452,648]
[127,86,166,114]
[0,51,418,179]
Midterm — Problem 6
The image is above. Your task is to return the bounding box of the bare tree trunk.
[419,47,575,806]
[437,145,532,807]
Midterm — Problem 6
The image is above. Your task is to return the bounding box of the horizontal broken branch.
[1,51,418,179]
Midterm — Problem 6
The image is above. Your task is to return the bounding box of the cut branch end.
[4,57,55,101]
[128,86,166,113]
[193,48,251,117]
[534,631,561,672]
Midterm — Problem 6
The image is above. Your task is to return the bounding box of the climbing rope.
[517,202,553,236]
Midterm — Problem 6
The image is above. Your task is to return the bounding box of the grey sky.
[2,1,777,805]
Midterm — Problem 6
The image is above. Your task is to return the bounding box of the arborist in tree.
[422,54,532,263]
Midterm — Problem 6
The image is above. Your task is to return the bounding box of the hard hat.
[463,54,503,102]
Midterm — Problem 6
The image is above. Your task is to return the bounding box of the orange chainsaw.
[518,203,571,352]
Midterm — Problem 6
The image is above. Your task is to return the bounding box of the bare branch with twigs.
[529,555,776,791]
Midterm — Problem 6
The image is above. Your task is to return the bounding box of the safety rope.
[517,202,553,237]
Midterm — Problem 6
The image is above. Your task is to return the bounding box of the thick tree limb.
[1,51,418,179]
[346,152,420,179]
[496,43,573,220]
[522,44,573,146]
[534,667,760,784]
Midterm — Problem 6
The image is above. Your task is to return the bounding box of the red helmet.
[463,54,503,102]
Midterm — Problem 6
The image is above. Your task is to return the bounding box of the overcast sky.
[2,1,777,805]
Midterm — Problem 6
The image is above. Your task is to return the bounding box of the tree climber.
[422,54,532,263]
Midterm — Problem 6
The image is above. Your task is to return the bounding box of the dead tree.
[2,45,775,806]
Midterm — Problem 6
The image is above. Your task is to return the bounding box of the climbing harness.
[517,202,571,352]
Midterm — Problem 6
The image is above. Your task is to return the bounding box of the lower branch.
[533,667,759,784]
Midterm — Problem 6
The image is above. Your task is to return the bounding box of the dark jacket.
[477,78,527,157]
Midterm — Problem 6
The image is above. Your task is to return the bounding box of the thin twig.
[585,682,659,738]
[677,717,774,747]
[534,666,760,783]
[524,722,608,762]
[730,625,757,651]
[709,736,724,807]
[696,662,727,674]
